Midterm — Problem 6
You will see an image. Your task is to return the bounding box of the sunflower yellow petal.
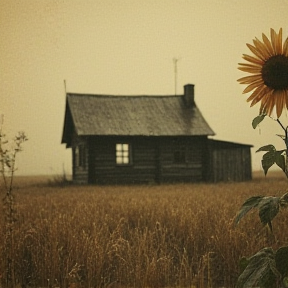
[242,54,264,65]
[277,28,283,54]
[248,86,269,105]
[268,94,278,116]
[261,93,274,116]
[258,98,267,114]
[252,88,271,111]
[262,33,274,55]
[285,90,288,109]
[253,38,270,59]
[247,86,265,103]
[238,62,262,68]
[238,66,262,73]
[260,91,274,115]
[280,90,286,116]
[274,90,284,118]
[242,79,263,93]
[283,37,288,57]
[270,28,277,54]
[246,43,265,60]
[237,74,262,84]
[280,90,287,114]
[259,100,266,115]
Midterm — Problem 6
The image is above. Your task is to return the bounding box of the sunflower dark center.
[261,55,288,90]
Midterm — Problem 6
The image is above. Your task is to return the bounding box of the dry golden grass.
[1,171,288,288]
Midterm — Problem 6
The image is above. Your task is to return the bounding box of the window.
[174,144,186,163]
[116,143,131,165]
[75,145,86,168]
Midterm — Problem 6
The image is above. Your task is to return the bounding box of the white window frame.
[116,143,131,165]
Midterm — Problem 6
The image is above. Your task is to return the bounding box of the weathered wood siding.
[87,136,207,184]
[89,137,157,184]
[208,140,252,182]
[71,134,89,184]
[70,136,252,184]
[210,148,252,182]
[157,137,207,183]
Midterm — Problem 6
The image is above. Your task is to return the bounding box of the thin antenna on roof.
[64,79,67,94]
[173,58,180,95]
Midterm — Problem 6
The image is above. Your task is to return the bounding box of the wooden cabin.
[61,84,252,184]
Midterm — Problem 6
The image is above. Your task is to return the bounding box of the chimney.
[183,84,195,107]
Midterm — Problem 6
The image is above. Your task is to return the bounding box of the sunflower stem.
[276,119,288,178]
[276,119,286,131]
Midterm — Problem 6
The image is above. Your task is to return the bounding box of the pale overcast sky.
[1,0,288,175]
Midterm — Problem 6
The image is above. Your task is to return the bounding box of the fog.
[1,0,288,175]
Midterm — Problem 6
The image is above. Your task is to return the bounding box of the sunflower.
[238,28,288,118]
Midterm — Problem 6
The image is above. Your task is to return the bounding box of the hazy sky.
[1,0,288,176]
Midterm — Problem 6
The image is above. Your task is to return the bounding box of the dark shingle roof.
[62,93,215,144]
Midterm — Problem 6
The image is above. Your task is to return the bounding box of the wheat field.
[1,171,288,288]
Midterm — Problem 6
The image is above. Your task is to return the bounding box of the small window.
[75,145,86,168]
[116,143,131,165]
[174,145,186,163]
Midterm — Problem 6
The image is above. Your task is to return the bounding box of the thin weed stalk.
[0,118,27,288]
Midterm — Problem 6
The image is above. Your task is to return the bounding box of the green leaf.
[252,114,266,129]
[258,196,280,231]
[234,196,264,225]
[275,246,288,278]
[256,146,286,175]
[275,151,286,172]
[236,248,278,288]
[261,151,276,175]
[256,144,276,153]
[239,257,250,273]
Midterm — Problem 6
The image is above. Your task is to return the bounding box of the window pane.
[122,144,129,151]
[116,144,122,151]
[115,143,131,165]
[116,151,122,157]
